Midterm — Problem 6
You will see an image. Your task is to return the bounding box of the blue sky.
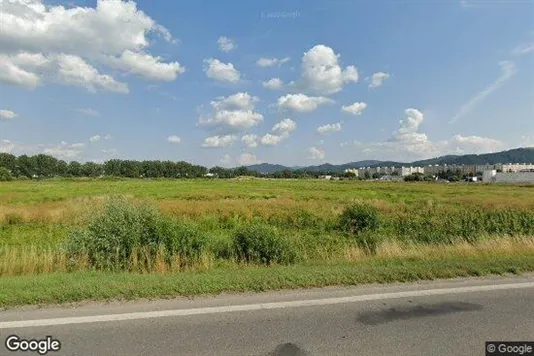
[0,0,533,167]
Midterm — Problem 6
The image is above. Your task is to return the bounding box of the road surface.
[1,275,533,355]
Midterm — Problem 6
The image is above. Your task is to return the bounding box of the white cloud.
[167,135,181,144]
[220,154,233,166]
[449,134,503,153]
[105,50,185,81]
[203,58,241,83]
[512,42,534,57]
[260,133,284,146]
[199,93,263,131]
[262,78,284,90]
[450,61,517,123]
[256,57,290,68]
[0,55,41,88]
[89,135,101,143]
[0,0,182,91]
[217,36,237,53]
[202,110,264,130]
[201,135,237,148]
[294,45,358,95]
[317,123,342,135]
[102,148,118,155]
[103,134,112,140]
[272,118,297,136]
[0,140,15,153]
[75,108,99,117]
[238,153,261,166]
[276,93,333,113]
[308,146,325,160]
[0,52,129,93]
[368,72,390,88]
[0,110,17,121]
[55,54,129,93]
[363,108,505,161]
[210,92,258,111]
[241,134,258,148]
[44,141,85,159]
[341,102,367,116]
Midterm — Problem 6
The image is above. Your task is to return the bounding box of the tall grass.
[1,180,534,277]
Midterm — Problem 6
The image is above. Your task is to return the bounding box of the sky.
[0,0,533,167]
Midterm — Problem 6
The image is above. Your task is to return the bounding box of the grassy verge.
[1,253,533,308]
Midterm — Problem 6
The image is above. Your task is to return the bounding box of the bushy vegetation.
[338,204,382,254]
[65,198,208,271]
[1,179,533,276]
[0,167,12,181]
[233,223,297,265]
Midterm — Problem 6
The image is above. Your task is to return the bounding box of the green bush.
[0,167,12,181]
[338,203,381,235]
[233,223,296,265]
[338,203,382,255]
[66,197,207,270]
[158,219,207,264]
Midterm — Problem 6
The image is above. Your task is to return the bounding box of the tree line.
[0,153,358,181]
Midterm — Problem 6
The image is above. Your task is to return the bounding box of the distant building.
[483,170,534,183]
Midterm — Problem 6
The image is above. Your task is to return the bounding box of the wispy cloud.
[449,61,516,123]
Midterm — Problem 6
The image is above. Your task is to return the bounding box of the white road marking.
[1,281,533,329]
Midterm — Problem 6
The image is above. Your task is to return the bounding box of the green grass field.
[1,178,533,307]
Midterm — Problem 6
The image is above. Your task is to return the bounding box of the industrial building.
[482,170,534,183]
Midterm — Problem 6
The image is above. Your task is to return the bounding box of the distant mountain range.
[245,147,534,174]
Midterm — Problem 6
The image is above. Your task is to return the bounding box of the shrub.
[158,219,207,264]
[338,203,382,255]
[233,223,296,265]
[338,203,381,235]
[66,197,164,270]
[0,167,12,181]
[66,197,207,271]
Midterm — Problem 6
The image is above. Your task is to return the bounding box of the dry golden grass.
[2,236,532,277]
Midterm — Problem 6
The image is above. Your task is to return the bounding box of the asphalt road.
[1,275,533,356]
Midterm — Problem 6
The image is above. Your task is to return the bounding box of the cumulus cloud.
[0,52,129,93]
[448,134,503,153]
[317,123,342,135]
[44,141,85,159]
[167,135,181,144]
[256,57,290,68]
[217,36,237,52]
[262,78,284,90]
[363,108,504,161]
[368,72,390,88]
[203,58,241,83]
[199,92,263,131]
[220,154,233,166]
[0,0,184,92]
[276,93,333,113]
[0,110,17,121]
[341,102,367,116]
[272,118,297,136]
[238,153,261,166]
[104,50,185,81]
[292,45,358,95]
[308,146,325,160]
[201,135,237,148]
[89,135,101,143]
[241,134,258,148]
[210,92,258,111]
[260,133,284,146]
